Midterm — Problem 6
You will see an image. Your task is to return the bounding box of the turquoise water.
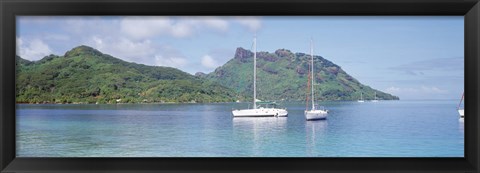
[16,100,464,157]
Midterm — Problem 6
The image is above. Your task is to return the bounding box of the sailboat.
[305,39,328,121]
[371,92,379,102]
[457,92,464,119]
[357,92,365,102]
[232,36,288,117]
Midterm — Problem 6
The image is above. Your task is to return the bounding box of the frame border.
[1,0,479,172]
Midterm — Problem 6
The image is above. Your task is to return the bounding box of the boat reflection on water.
[305,120,328,156]
[232,117,287,156]
[459,117,464,133]
[232,117,287,134]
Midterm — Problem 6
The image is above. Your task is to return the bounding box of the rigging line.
[457,92,464,109]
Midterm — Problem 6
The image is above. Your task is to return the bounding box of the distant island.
[16,45,398,104]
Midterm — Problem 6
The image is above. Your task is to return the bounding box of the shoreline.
[15,99,412,105]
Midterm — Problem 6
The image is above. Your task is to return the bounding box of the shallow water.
[16,100,464,157]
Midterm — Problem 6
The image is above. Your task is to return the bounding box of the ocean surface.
[16,100,464,157]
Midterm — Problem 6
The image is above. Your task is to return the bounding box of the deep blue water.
[16,100,464,157]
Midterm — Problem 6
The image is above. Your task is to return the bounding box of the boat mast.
[310,39,315,110]
[305,58,311,111]
[457,92,464,110]
[253,35,257,109]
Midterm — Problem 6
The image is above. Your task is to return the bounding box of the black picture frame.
[1,0,479,172]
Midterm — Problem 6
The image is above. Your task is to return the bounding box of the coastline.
[15,98,401,105]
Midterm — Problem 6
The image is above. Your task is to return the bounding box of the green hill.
[205,47,399,101]
[16,45,399,104]
[16,46,241,104]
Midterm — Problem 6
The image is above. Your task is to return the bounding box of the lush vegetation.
[16,45,398,104]
[16,46,242,104]
[205,47,399,101]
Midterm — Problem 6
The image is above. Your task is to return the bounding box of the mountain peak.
[234,47,254,62]
[207,47,399,101]
[195,72,207,77]
[64,45,103,57]
[275,49,293,58]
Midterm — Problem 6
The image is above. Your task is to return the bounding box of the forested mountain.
[16,46,241,104]
[205,47,399,101]
[16,45,398,104]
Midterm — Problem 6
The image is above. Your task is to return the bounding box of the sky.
[16,16,464,100]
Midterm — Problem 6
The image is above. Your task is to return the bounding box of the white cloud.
[87,36,155,62]
[234,17,262,32]
[120,16,231,39]
[170,20,194,38]
[92,36,104,48]
[202,17,229,31]
[17,16,264,73]
[17,37,23,47]
[120,16,172,40]
[151,44,189,68]
[170,17,229,37]
[16,37,53,61]
[155,55,188,68]
[86,35,190,69]
[113,38,155,58]
[201,55,219,68]
[86,16,262,73]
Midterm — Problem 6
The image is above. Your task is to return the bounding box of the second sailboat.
[305,39,328,121]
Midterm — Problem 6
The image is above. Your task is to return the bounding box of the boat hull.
[232,108,288,117]
[458,109,464,118]
[305,110,328,120]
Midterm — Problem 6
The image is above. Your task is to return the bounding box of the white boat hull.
[233,108,288,117]
[458,109,464,118]
[305,110,328,120]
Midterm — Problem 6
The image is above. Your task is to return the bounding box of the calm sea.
[16,100,464,157]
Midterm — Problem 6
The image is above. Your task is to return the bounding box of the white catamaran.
[232,36,288,117]
[458,92,464,119]
[305,39,328,121]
